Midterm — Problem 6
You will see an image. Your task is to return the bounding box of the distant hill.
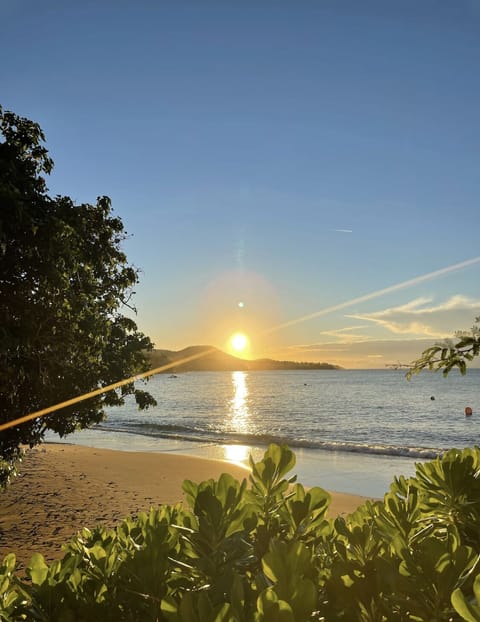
[146,346,341,372]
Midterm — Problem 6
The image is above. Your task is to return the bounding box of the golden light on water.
[222,372,253,465]
[223,444,250,464]
[229,371,250,434]
[220,373,254,463]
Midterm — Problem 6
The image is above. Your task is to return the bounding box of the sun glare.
[230,332,249,353]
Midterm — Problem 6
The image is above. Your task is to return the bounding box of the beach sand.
[0,444,370,570]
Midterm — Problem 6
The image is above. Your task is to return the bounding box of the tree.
[407,316,480,378]
[0,106,156,481]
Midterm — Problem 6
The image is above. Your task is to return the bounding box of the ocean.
[49,369,480,498]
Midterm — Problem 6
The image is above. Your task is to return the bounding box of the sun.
[230,332,249,353]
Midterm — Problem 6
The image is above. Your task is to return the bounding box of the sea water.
[49,369,480,497]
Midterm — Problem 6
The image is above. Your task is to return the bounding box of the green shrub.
[2,444,480,621]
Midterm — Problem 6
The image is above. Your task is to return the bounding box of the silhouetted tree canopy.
[0,106,156,481]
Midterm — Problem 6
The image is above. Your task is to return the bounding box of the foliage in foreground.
[407,315,480,378]
[2,445,480,621]
[0,106,156,480]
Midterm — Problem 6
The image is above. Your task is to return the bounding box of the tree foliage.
[0,106,156,478]
[407,316,480,379]
[3,444,480,620]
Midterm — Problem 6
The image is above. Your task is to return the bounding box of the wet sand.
[0,444,370,569]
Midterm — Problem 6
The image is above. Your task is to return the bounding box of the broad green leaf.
[452,587,480,622]
[27,553,48,585]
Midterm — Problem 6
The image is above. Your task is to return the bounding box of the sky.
[2,0,480,368]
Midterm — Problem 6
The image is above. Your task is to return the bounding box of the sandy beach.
[0,443,370,569]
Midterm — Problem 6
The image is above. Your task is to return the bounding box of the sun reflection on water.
[223,444,250,465]
[219,372,254,466]
[229,371,250,434]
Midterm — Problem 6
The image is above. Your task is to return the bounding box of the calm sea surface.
[52,369,480,497]
[99,369,479,456]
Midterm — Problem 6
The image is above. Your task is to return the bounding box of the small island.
[147,345,341,372]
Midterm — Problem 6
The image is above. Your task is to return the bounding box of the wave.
[95,423,443,460]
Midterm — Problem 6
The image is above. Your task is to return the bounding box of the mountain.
[146,346,341,372]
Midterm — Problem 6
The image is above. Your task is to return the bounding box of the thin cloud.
[414,295,480,314]
[318,325,372,343]
[262,256,480,336]
[279,336,480,369]
[348,295,480,338]
[289,337,441,357]
[289,343,349,353]
[333,228,353,233]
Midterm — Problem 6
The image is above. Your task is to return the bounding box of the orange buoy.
[465,406,473,417]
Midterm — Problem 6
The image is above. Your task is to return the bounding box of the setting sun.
[230,332,249,353]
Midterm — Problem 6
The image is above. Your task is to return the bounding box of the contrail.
[1,255,479,433]
[262,256,480,335]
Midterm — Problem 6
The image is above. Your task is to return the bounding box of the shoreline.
[46,427,418,497]
[0,443,371,569]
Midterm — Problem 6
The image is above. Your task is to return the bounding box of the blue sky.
[2,1,480,367]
